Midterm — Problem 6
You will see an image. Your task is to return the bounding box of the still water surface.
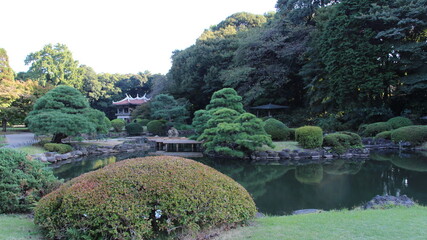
[51,150,427,215]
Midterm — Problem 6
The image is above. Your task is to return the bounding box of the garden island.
[1,0,427,239]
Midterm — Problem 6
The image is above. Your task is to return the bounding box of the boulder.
[363,195,415,209]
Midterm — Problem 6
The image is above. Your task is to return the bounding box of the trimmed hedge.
[375,131,392,140]
[111,119,126,132]
[125,122,143,136]
[0,148,60,213]
[323,132,361,154]
[263,118,289,141]
[135,118,151,126]
[387,116,413,129]
[360,122,392,137]
[44,143,73,154]
[391,125,427,146]
[147,120,166,136]
[34,156,256,239]
[295,126,323,149]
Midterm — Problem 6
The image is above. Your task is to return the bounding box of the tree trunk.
[51,133,67,143]
[2,118,7,132]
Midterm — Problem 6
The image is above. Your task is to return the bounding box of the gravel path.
[3,133,38,148]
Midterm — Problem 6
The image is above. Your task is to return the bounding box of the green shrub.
[391,125,427,146]
[360,122,392,137]
[295,126,323,149]
[0,148,60,213]
[263,118,289,141]
[387,116,413,129]
[125,122,143,136]
[375,131,392,140]
[147,120,166,136]
[44,143,73,154]
[34,156,256,239]
[135,118,151,126]
[111,119,126,132]
[323,133,352,154]
[338,131,362,146]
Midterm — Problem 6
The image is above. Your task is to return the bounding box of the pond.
[50,150,427,215]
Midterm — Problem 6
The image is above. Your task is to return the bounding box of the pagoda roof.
[112,93,150,106]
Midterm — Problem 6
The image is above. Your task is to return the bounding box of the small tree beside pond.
[25,85,110,143]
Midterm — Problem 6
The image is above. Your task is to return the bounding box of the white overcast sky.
[2,0,277,75]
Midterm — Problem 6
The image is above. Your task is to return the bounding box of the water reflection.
[51,150,427,215]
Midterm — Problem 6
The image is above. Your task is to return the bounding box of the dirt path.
[4,133,37,148]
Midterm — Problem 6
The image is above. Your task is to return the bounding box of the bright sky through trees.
[2,0,276,74]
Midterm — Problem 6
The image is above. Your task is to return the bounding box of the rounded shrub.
[360,122,392,137]
[147,120,166,136]
[135,118,151,126]
[44,143,73,154]
[111,119,126,132]
[391,125,427,146]
[0,148,60,213]
[323,133,353,154]
[375,131,392,140]
[387,116,413,129]
[338,131,362,146]
[263,118,289,141]
[125,122,143,136]
[34,156,256,239]
[295,126,323,149]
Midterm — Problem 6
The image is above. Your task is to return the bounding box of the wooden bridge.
[146,137,203,152]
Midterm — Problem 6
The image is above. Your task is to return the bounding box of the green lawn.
[17,145,47,155]
[258,141,302,151]
[217,206,427,240]
[0,215,43,240]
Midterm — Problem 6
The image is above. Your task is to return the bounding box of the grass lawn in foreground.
[216,206,427,240]
[0,215,43,240]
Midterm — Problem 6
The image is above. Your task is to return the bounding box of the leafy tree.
[150,94,188,123]
[25,43,84,89]
[205,88,245,113]
[192,109,212,135]
[25,85,109,143]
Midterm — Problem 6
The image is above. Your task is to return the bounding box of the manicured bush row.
[323,132,362,154]
[391,125,427,146]
[111,119,126,132]
[0,148,60,213]
[135,118,151,126]
[44,143,73,154]
[34,156,256,239]
[147,120,166,136]
[295,126,323,149]
[125,122,143,136]
[386,116,413,129]
[360,122,392,137]
[263,118,289,141]
[375,131,392,140]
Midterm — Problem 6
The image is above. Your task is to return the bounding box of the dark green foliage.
[315,116,345,132]
[391,125,427,146]
[150,94,189,123]
[34,156,256,239]
[360,122,393,137]
[387,117,413,129]
[288,128,296,141]
[205,88,244,113]
[25,85,109,143]
[125,122,143,136]
[44,143,73,154]
[0,148,60,213]
[323,132,361,154]
[295,164,323,184]
[147,120,166,136]
[136,118,150,126]
[295,126,323,149]
[198,108,240,148]
[111,119,125,132]
[263,118,289,141]
[375,131,392,140]
[192,110,211,135]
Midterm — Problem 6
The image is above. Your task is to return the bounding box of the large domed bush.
[295,126,323,149]
[0,148,60,213]
[387,116,413,129]
[147,120,166,136]
[35,156,256,239]
[263,118,290,141]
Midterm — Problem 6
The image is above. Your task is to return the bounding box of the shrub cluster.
[359,122,392,137]
[135,118,151,126]
[147,120,166,136]
[295,126,323,149]
[323,132,362,154]
[391,125,427,146]
[44,143,73,154]
[387,116,413,129]
[375,130,392,140]
[263,118,289,141]
[34,156,256,239]
[111,119,126,132]
[125,122,143,136]
[0,148,60,213]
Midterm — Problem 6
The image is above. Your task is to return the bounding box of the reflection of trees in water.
[323,160,363,175]
[371,150,427,172]
[295,164,323,184]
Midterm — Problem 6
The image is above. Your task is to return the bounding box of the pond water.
[51,150,427,215]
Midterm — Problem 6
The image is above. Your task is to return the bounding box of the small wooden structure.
[112,94,150,122]
[251,103,289,117]
[146,137,203,152]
